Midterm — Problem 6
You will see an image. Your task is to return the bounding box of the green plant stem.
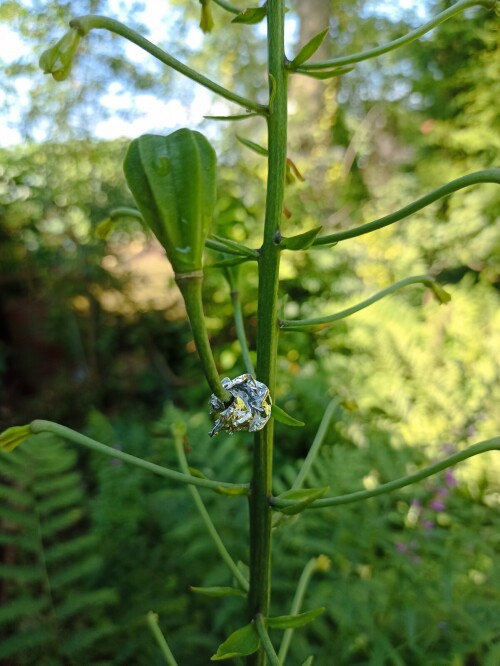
[212,0,241,15]
[176,276,231,402]
[146,612,179,666]
[271,437,500,510]
[173,433,250,591]
[313,169,500,246]
[254,615,281,666]
[294,0,495,71]
[280,276,444,330]
[29,420,248,494]
[248,1,287,664]
[70,15,266,114]
[277,559,319,663]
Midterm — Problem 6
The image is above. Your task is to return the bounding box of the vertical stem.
[248,1,287,664]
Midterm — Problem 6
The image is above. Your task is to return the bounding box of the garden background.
[0,1,499,664]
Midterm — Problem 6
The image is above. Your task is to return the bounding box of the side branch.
[314,169,500,246]
[69,15,266,114]
[29,420,249,495]
[280,276,449,330]
[270,437,500,510]
[294,0,496,71]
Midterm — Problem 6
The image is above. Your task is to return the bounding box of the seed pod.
[123,129,217,275]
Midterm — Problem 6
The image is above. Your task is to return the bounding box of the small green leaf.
[191,586,246,598]
[290,28,329,68]
[204,113,260,121]
[236,135,268,156]
[429,282,452,304]
[214,484,249,497]
[294,65,354,79]
[187,466,207,479]
[0,425,31,452]
[275,486,329,515]
[211,622,260,660]
[271,404,305,427]
[208,256,256,269]
[301,658,314,666]
[231,6,267,25]
[280,226,323,251]
[266,607,325,629]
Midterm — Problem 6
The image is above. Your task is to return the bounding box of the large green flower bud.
[123,129,217,275]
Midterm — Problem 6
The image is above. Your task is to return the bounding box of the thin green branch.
[254,615,281,666]
[293,0,496,71]
[109,206,144,221]
[280,276,446,330]
[146,612,179,666]
[314,169,500,246]
[206,237,248,256]
[29,420,249,495]
[70,15,266,114]
[271,437,500,510]
[232,290,256,376]
[292,399,340,489]
[212,0,241,15]
[173,430,250,591]
[277,558,322,664]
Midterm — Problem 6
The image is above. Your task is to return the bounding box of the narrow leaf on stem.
[289,27,329,67]
[211,622,260,660]
[271,403,305,427]
[266,607,325,629]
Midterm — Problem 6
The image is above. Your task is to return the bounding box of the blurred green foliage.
[1,0,499,664]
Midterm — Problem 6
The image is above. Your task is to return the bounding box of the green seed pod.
[123,129,217,275]
[39,28,81,81]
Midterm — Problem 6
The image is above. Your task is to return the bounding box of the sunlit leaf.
[236,135,268,156]
[290,28,329,68]
[280,226,323,251]
[231,6,267,25]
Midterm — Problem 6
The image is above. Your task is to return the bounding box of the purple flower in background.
[444,469,458,487]
[422,520,435,530]
[430,498,445,512]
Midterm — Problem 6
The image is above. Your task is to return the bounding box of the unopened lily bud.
[39,28,81,81]
[123,129,217,275]
[124,129,229,402]
[199,0,214,33]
